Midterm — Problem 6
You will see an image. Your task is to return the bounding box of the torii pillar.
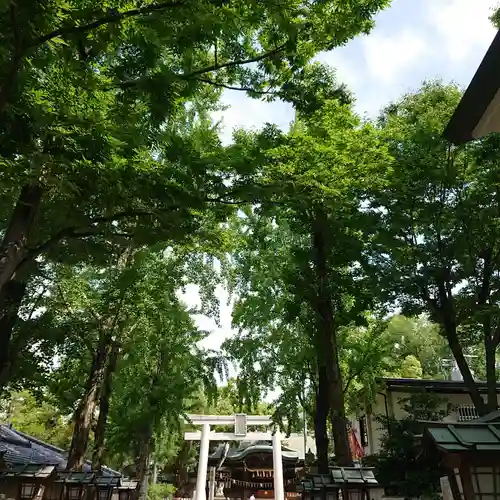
[184,414,287,500]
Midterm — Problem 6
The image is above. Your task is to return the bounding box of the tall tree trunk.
[92,339,121,471]
[314,366,330,473]
[312,208,352,467]
[0,184,42,387]
[0,279,27,392]
[424,280,488,416]
[484,331,498,413]
[446,329,487,415]
[67,334,110,470]
[137,426,153,500]
[0,184,43,291]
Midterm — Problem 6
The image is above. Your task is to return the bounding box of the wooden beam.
[184,432,274,441]
[184,431,304,441]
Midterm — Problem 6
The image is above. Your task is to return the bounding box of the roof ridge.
[7,426,67,455]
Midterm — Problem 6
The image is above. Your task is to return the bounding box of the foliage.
[365,392,449,499]
[0,391,73,449]
[147,483,175,500]
[491,4,500,28]
[398,355,423,379]
[372,80,500,414]
[385,315,450,379]
[224,90,392,469]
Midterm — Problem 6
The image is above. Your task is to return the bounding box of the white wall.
[364,391,495,455]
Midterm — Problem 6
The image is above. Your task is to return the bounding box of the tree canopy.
[4,2,500,496]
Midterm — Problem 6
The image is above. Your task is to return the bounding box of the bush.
[147,483,176,500]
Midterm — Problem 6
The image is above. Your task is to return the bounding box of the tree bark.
[92,339,121,471]
[137,425,153,500]
[0,279,28,393]
[446,328,487,415]
[0,184,43,387]
[424,281,488,416]
[67,333,110,470]
[311,208,353,466]
[484,332,498,413]
[0,184,43,291]
[314,365,330,474]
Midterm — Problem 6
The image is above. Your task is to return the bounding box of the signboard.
[234,413,247,437]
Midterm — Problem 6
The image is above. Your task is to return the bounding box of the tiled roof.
[0,425,119,476]
[422,422,500,453]
[208,441,299,463]
[379,378,500,394]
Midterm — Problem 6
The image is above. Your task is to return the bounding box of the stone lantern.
[422,421,500,500]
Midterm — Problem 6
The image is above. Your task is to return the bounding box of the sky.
[180,0,499,388]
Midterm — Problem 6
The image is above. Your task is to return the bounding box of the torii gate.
[184,414,301,500]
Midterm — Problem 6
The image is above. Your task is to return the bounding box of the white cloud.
[361,29,429,84]
[427,0,497,63]
[314,49,360,89]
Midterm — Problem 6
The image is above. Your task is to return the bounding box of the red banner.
[348,428,365,460]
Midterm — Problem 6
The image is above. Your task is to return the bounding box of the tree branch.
[182,42,287,79]
[118,42,289,90]
[32,1,188,47]
[194,77,279,95]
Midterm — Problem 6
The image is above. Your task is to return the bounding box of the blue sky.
[213,0,498,143]
[182,0,499,386]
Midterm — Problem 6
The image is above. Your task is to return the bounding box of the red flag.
[348,428,365,460]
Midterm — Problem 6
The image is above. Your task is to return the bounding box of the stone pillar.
[196,423,211,500]
[272,427,284,500]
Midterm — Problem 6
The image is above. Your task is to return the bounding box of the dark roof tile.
[0,425,119,476]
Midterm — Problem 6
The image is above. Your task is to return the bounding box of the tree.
[0,391,73,449]
[491,4,500,28]
[0,0,392,393]
[374,81,500,414]
[399,355,423,379]
[385,315,450,379]
[224,94,391,468]
[42,243,226,475]
[0,0,392,303]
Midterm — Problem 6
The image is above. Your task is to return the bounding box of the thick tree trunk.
[425,279,489,416]
[0,184,42,388]
[137,426,153,500]
[67,334,110,470]
[314,366,330,474]
[484,333,498,413]
[92,340,121,471]
[325,337,351,466]
[311,208,352,466]
[0,279,28,392]
[0,184,43,291]
[446,329,487,415]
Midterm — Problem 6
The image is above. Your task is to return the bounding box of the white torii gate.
[184,414,300,500]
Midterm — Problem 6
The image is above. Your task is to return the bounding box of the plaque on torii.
[184,414,301,500]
